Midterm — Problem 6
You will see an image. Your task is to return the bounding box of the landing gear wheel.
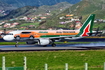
[15,44,18,47]
[29,36,34,39]
[15,36,20,40]
[15,41,18,47]
[52,43,56,47]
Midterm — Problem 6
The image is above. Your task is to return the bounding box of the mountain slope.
[0,1,17,16]
[0,2,72,20]
[64,0,105,18]
[0,6,35,20]
[34,2,72,15]
[0,0,80,7]
[37,0,105,29]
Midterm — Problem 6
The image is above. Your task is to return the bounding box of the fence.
[1,56,105,70]
[1,56,26,70]
[0,67,23,70]
[44,63,105,70]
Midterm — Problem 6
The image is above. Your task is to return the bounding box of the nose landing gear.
[15,41,18,47]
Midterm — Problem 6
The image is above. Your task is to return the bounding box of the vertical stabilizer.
[76,14,95,37]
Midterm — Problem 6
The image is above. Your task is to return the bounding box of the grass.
[0,42,26,45]
[19,22,39,27]
[0,42,93,45]
[0,50,105,70]
[93,22,105,30]
[14,22,40,30]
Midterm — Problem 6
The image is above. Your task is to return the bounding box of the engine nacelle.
[38,39,50,45]
[26,41,36,44]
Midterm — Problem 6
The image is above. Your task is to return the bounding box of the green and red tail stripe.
[76,14,95,37]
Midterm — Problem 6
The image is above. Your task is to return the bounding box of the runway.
[0,46,88,51]
[0,42,105,51]
[0,37,105,51]
[1,37,105,42]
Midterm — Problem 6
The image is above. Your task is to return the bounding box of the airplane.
[2,14,95,47]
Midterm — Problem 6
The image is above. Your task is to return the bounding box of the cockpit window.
[21,32,31,34]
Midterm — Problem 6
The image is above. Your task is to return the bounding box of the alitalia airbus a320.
[2,14,95,47]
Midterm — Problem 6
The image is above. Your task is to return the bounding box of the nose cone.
[3,35,14,41]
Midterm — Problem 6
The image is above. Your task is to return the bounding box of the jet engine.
[38,39,50,45]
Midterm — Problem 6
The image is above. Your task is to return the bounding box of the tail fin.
[76,14,95,37]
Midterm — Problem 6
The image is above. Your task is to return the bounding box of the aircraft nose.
[3,35,14,41]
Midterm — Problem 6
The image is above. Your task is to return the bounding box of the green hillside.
[1,0,105,30]
[64,0,105,18]
[40,0,105,30]
[0,2,72,20]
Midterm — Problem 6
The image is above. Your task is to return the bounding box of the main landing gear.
[51,42,56,47]
[50,40,56,47]
[43,43,56,47]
